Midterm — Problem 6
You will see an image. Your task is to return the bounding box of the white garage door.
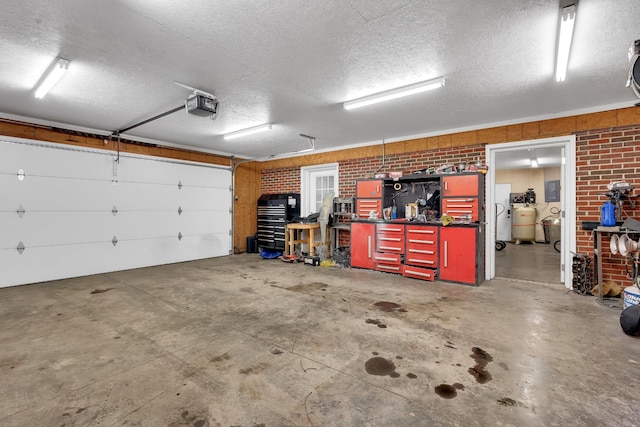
[0,137,232,288]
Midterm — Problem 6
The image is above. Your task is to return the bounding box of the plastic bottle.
[600,201,616,226]
[391,204,397,220]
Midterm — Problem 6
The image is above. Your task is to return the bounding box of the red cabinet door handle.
[375,255,398,262]
[444,240,448,267]
[408,229,435,235]
[408,239,435,245]
[379,245,402,251]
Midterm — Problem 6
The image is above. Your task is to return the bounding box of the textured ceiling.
[0,0,639,161]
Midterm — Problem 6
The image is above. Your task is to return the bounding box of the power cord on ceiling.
[372,139,386,177]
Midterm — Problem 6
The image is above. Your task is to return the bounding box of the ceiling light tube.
[35,57,69,99]
[555,4,577,82]
[223,123,272,140]
[294,148,315,154]
[343,77,445,110]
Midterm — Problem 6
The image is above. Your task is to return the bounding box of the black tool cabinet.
[257,194,300,251]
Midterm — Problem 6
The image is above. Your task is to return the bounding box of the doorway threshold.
[493,276,564,288]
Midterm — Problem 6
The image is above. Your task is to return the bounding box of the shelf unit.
[331,197,354,250]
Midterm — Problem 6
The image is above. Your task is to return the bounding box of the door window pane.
[314,175,334,212]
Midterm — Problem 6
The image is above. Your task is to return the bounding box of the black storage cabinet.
[257,194,300,251]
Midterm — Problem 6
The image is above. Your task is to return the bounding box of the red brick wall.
[575,125,640,286]
[261,144,486,196]
[261,167,301,194]
[338,144,486,198]
[262,144,486,248]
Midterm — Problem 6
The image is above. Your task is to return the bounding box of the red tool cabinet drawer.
[403,265,436,281]
[357,199,382,218]
[374,252,403,273]
[405,249,437,267]
[405,225,437,266]
[442,198,480,221]
[376,224,404,253]
[406,226,437,244]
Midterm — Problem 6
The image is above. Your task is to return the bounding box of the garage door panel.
[0,141,114,180]
[8,177,117,212]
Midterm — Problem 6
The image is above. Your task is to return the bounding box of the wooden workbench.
[285,223,331,257]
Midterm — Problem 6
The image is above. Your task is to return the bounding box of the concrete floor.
[1,253,639,426]
[495,241,562,283]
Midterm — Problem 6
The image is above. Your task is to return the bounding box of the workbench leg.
[595,231,603,303]
[287,228,295,256]
[309,228,315,256]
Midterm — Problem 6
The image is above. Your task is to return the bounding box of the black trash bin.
[246,236,258,253]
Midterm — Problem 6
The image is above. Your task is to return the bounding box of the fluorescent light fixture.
[343,76,445,110]
[223,123,272,140]
[555,3,577,82]
[295,148,315,154]
[35,57,69,99]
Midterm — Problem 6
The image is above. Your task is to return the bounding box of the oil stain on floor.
[364,356,400,378]
[435,382,465,399]
[90,288,113,294]
[275,283,328,293]
[468,346,493,384]
[365,318,387,328]
[435,384,458,399]
[374,301,408,313]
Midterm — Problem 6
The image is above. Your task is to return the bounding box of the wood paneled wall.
[233,161,262,253]
[0,120,232,165]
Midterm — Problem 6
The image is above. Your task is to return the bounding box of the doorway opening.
[485,136,576,289]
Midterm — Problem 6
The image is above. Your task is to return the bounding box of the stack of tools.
[572,254,592,295]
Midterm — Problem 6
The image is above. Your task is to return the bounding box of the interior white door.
[301,163,338,216]
[495,184,512,241]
